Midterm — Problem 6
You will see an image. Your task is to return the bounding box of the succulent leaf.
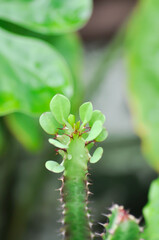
[56,135,70,145]
[79,102,93,125]
[50,94,70,124]
[89,110,105,127]
[96,128,108,142]
[68,114,75,127]
[45,160,64,173]
[90,147,103,163]
[85,120,103,142]
[49,138,68,149]
[39,112,60,134]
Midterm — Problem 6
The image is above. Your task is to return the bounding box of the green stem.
[62,136,91,240]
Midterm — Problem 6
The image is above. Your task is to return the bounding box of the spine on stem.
[39,94,108,240]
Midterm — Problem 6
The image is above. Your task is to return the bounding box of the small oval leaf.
[39,112,60,134]
[79,102,93,125]
[45,161,64,173]
[57,135,70,145]
[68,114,75,127]
[95,128,108,142]
[49,138,68,149]
[90,147,103,163]
[50,94,70,124]
[89,110,105,127]
[85,120,103,142]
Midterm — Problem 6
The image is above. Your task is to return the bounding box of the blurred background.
[0,0,158,239]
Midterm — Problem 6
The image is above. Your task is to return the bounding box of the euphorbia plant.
[39,94,142,240]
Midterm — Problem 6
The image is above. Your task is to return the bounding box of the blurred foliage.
[126,0,159,172]
[0,27,73,116]
[0,0,92,34]
[48,34,83,111]
[5,113,43,152]
[143,177,159,240]
[0,121,5,153]
[0,0,91,150]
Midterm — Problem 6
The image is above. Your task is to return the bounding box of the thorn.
[87,191,93,195]
[86,181,93,186]
[58,176,64,181]
[90,233,95,239]
[108,229,115,235]
[86,212,91,218]
[102,213,108,217]
[85,172,91,176]
[62,209,66,215]
[139,227,144,232]
[95,232,102,237]
[57,198,63,203]
[88,222,93,228]
[85,206,89,211]
[57,218,65,224]
[61,203,65,208]
[98,222,105,227]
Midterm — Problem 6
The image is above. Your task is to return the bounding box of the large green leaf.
[143,177,159,240]
[0,0,92,34]
[0,28,73,116]
[126,0,159,171]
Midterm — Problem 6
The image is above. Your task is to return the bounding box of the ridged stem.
[62,135,91,240]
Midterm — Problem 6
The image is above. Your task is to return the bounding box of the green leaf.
[49,138,68,149]
[5,113,42,152]
[0,28,73,116]
[68,114,75,127]
[85,120,103,142]
[39,112,60,135]
[0,0,92,34]
[89,110,105,127]
[79,102,93,125]
[126,0,159,171]
[95,128,108,142]
[56,135,70,145]
[143,177,159,240]
[86,142,94,151]
[90,147,103,163]
[50,94,70,124]
[45,161,64,173]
